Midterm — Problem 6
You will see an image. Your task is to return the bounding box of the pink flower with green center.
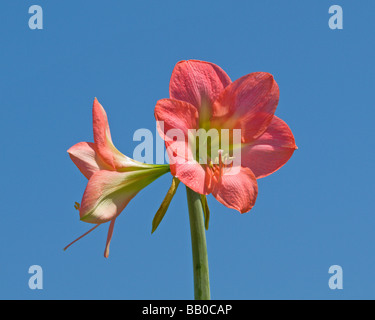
[155,60,297,213]
[66,98,169,257]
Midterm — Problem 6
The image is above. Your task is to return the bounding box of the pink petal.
[175,162,212,195]
[154,99,212,194]
[155,98,199,141]
[169,60,231,112]
[79,166,169,224]
[92,98,146,170]
[172,156,212,195]
[212,72,279,143]
[212,167,258,213]
[241,116,297,178]
[92,98,114,167]
[154,98,207,186]
[67,142,112,179]
[163,137,212,195]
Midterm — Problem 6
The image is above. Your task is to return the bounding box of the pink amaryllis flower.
[66,98,169,257]
[155,60,297,213]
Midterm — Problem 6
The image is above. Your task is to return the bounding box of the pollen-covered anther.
[74,202,80,210]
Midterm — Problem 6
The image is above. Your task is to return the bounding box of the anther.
[74,202,80,210]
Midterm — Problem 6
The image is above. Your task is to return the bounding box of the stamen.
[218,149,224,180]
[74,202,80,210]
[64,224,100,251]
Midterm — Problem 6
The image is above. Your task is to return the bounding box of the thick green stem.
[186,187,210,300]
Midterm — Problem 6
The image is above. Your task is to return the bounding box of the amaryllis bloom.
[155,60,297,213]
[66,98,169,257]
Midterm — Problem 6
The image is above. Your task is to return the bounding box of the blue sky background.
[1,0,374,299]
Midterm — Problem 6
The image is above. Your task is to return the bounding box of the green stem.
[186,187,210,300]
